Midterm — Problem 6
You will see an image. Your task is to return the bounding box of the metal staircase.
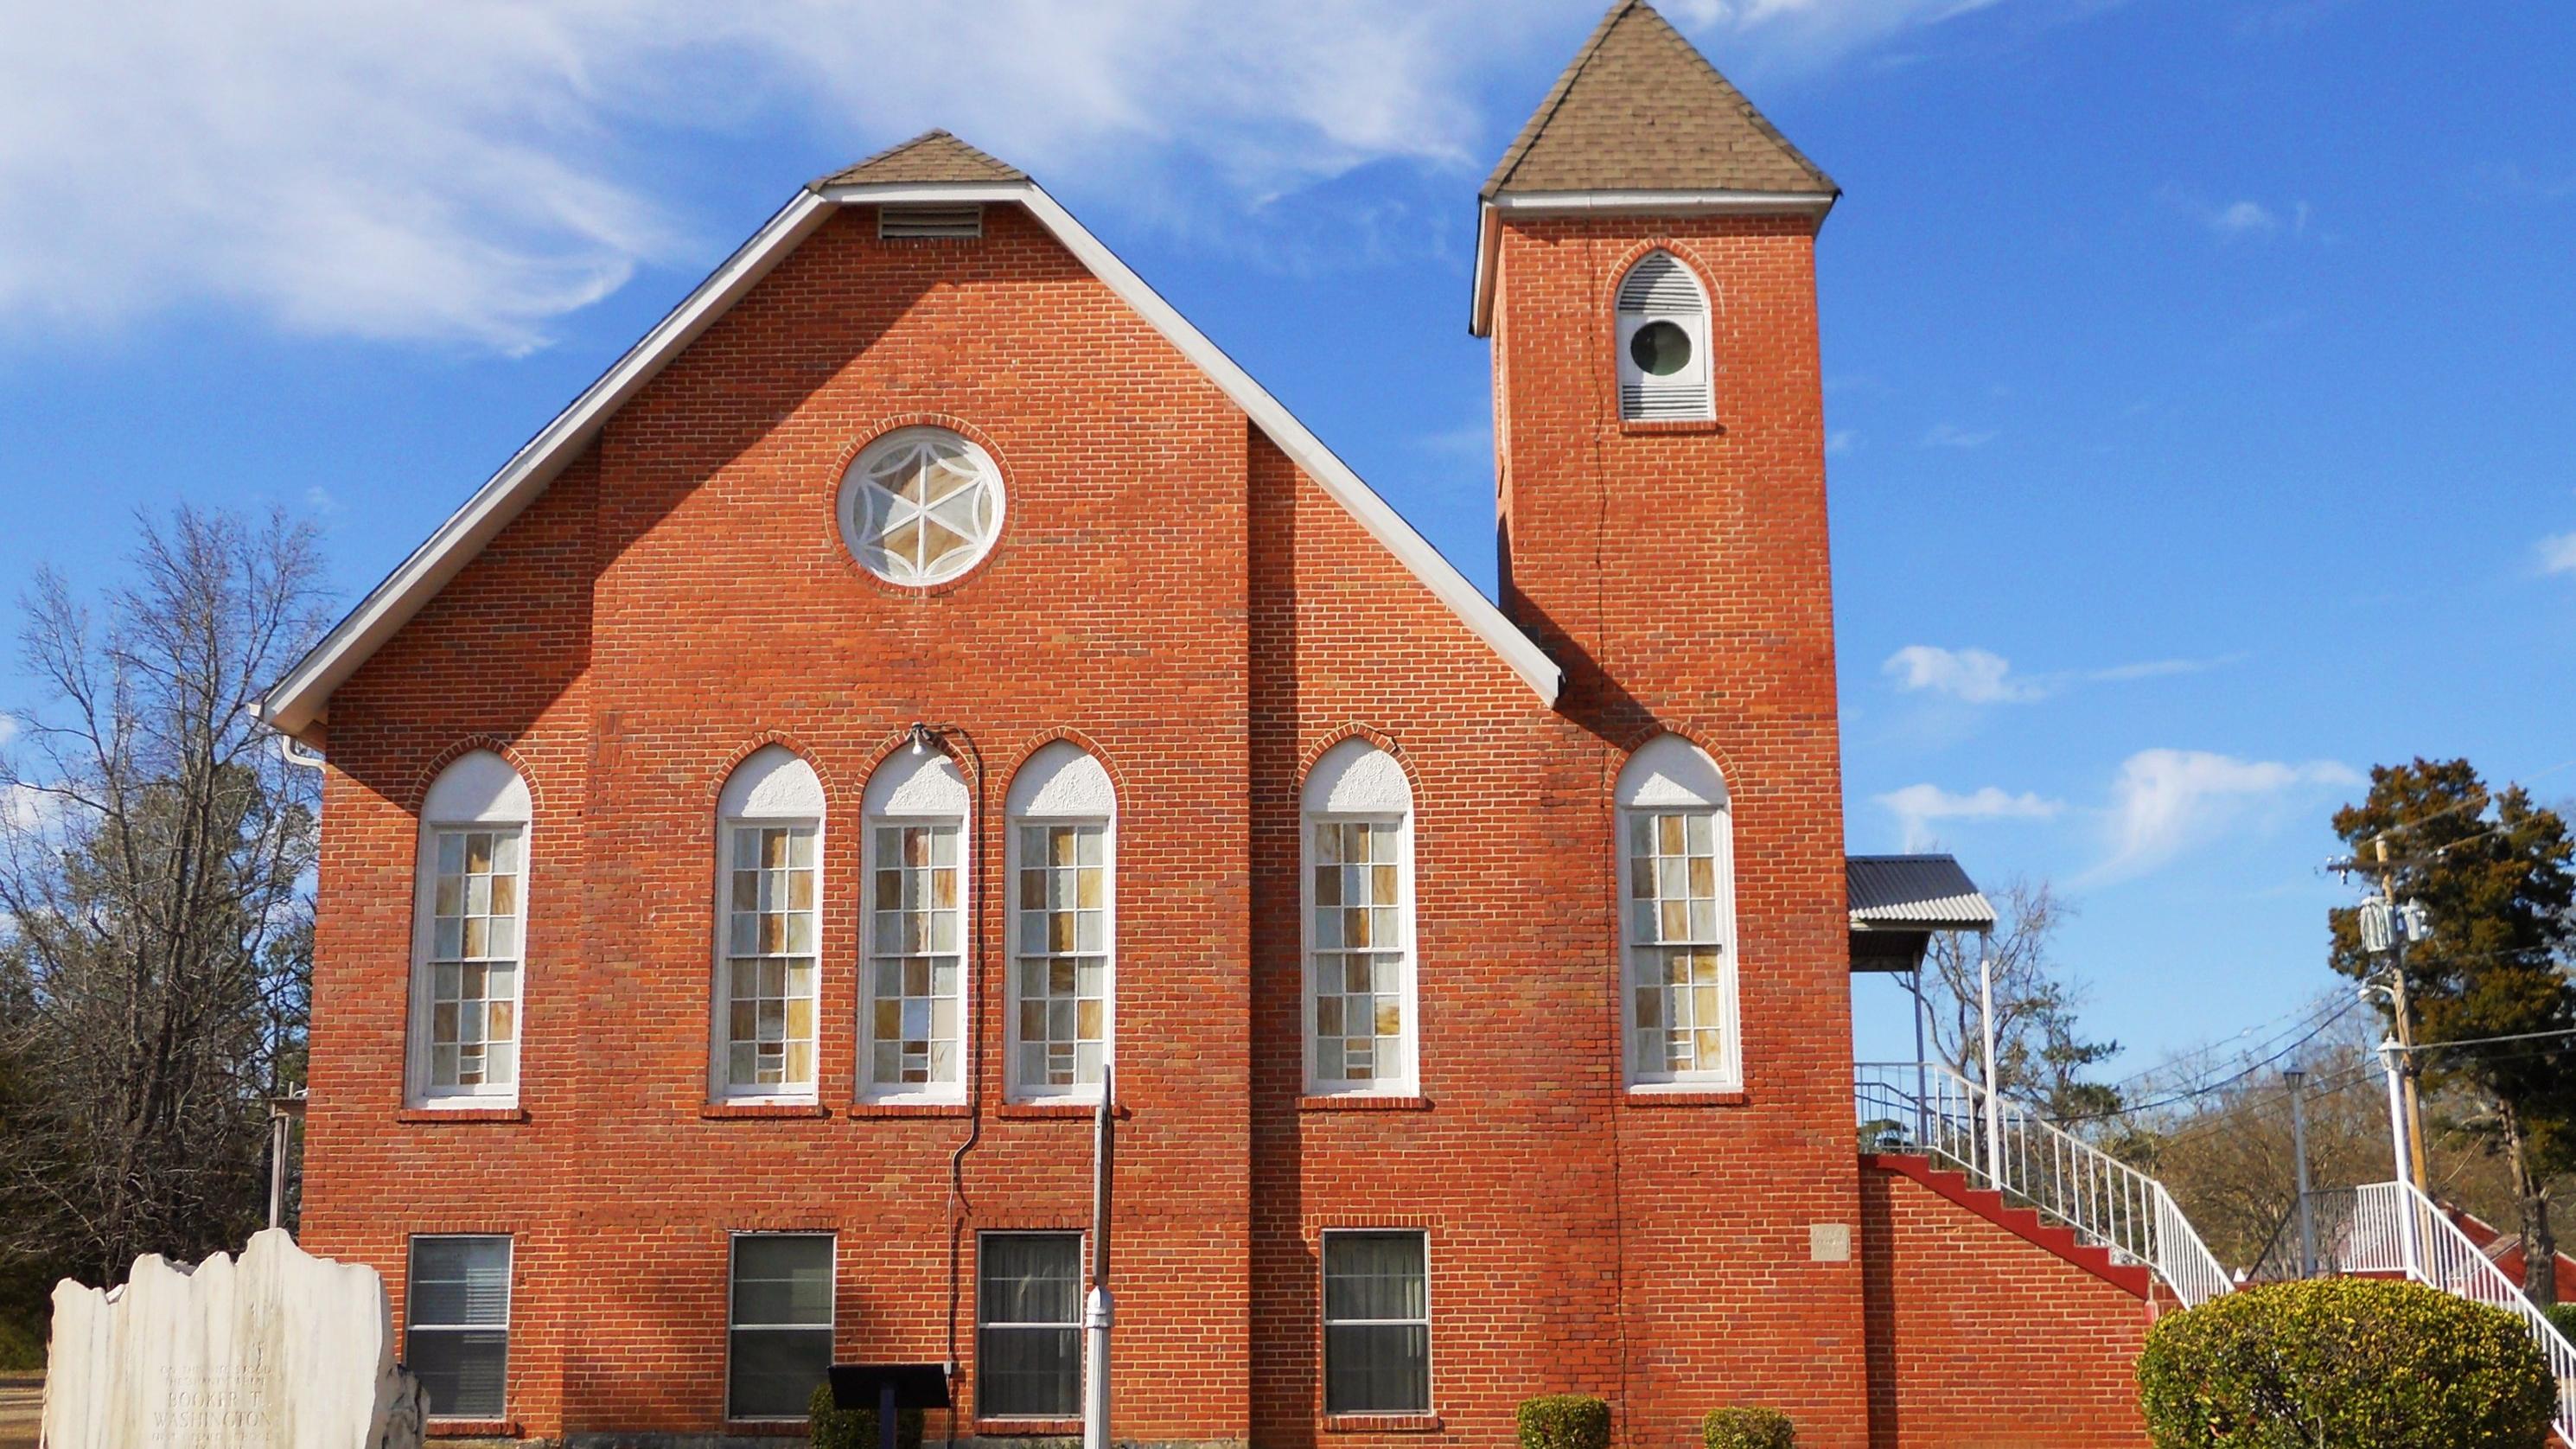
[1856,1060,2233,1308]
[2248,1180,2576,1440]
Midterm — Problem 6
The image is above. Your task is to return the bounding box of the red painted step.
[1865,1152,2158,1299]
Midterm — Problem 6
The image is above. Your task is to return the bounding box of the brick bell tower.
[1478,9,1871,1433]
[1476,0,1841,739]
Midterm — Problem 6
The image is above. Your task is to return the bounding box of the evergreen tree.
[2330,758,2576,1304]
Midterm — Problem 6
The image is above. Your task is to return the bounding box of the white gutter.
[1470,188,1838,337]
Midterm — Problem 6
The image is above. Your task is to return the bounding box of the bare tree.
[1920,878,2123,1120]
[0,507,328,1287]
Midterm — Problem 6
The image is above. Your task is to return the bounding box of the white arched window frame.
[1616,735,1741,1091]
[860,744,972,1103]
[411,750,532,1107]
[1614,251,1713,423]
[711,747,826,1104]
[1301,739,1419,1097]
[1004,743,1115,1103]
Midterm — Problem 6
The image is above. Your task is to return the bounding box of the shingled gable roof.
[811,129,1026,187]
[256,134,1562,734]
[1469,2,1838,335]
[1482,0,1837,199]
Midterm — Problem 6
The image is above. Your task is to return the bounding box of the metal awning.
[1847,853,1994,973]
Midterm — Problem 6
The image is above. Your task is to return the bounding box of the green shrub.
[809,1381,927,1449]
[1703,1406,1795,1449]
[2136,1277,2553,1448]
[1517,1395,1610,1449]
[2543,1300,2576,1345]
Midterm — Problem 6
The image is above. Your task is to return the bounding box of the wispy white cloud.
[1884,645,2041,704]
[0,0,2064,354]
[2210,201,2281,239]
[1662,0,2013,71]
[1886,644,2241,706]
[1877,782,2063,851]
[1827,429,1861,456]
[1921,422,1999,449]
[2478,161,2576,204]
[2159,187,2313,244]
[303,485,343,516]
[2540,531,2576,576]
[2,782,67,834]
[2084,653,2245,683]
[2086,748,2359,883]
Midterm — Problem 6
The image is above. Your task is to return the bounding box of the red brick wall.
[1859,1162,2154,1448]
[295,191,2018,1449]
[1486,211,1866,1446]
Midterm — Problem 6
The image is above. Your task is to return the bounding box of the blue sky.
[2,0,2569,1071]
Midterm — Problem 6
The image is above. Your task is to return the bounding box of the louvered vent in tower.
[1615,252,1712,422]
[879,205,985,240]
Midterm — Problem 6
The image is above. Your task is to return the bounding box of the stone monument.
[43,1228,424,1449]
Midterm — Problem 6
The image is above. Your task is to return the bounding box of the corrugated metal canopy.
[1847,854,1996,932]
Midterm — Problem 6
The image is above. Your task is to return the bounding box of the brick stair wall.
[1860,1153,2161,1449]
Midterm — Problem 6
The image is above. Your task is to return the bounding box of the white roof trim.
[263,180,1559,732]
[257,191,837,733]
[1470,190,1835,337]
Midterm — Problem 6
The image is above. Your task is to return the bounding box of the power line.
[2054,993,2365,1124]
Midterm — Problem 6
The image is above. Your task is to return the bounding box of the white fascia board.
[258,190,838,734]
[1470,189,1837,337]
[1010,183,1560,707]
[262,178,1560,730]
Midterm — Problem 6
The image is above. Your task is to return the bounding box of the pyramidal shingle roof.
[811,130,1026,189]
[1482,0,1835,199]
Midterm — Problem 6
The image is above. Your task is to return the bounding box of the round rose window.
[839,427,1005,586]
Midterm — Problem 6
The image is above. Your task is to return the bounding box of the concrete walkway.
[0,1373,38,1449]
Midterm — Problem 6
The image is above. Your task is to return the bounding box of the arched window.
[1616,735,1739,1089]
[713,746,825,1102]
[860,742,971,1101]
[1005,743,1114,1101]
[412,750,531,1107]
[1302,738,1416,1096]
[1614,251,1712,422]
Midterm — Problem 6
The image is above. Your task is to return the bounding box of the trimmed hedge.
[809,1381,927,1449]
[1703,1406,1795,1449]
[1517,1395,1610,1449]
[2135,1277,2554,1448]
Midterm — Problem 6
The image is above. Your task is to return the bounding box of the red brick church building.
[265,3,2172,1445]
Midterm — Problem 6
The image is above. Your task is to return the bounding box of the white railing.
[2329,1181,2576,1439]
[1855,1060,2232,1307]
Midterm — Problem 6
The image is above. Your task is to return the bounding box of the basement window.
[879,204,984,239]
[1322,1230,1431,1415]
[728,1234,836,1421]
[408,1235,512,1420]
[979,1233,1083,1418]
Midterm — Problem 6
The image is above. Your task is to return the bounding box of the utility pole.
[2284,1068,2316,1278]
[2374,837,2433,1194]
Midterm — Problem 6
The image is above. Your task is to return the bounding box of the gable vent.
[879,205,984,240]
[1616,253,1701,315]
[1615,252,1712,421]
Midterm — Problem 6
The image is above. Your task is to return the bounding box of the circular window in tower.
[1629,320,1693,378]
[839,427,1006,586]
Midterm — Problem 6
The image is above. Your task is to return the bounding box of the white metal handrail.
[1856,1060,2232,1307]
[2327,1181,2576,1440]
